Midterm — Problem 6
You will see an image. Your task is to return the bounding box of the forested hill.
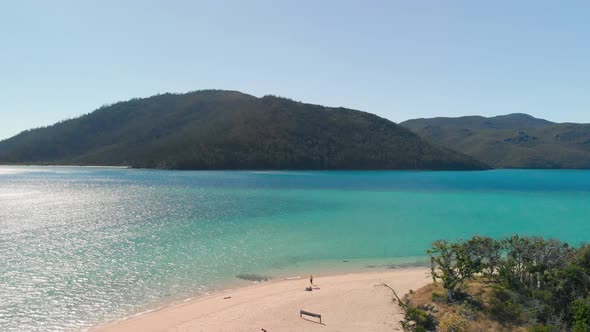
[0,90,488,170]
[401,114,590,169]
[403,113,555,131]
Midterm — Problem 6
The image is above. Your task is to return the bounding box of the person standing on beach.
[310,275,313,286]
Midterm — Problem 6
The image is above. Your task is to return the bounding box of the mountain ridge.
[401,114,590,169]
[403,113,555,130]
[0,90,488,170]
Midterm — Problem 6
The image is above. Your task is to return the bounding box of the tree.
[462,236,502,282]
[427,240,474,302]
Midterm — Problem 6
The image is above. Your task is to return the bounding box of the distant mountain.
[404,113,555,131]
[401,114,590,169]
[0,90,487,170]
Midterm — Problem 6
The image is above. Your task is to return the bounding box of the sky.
[1,0,589,140]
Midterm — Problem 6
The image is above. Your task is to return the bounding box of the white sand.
[94,268,430,332]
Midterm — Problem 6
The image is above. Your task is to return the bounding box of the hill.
[0,90,488,170]
[403,113,555,131]
[399,235,590,331]
[401,114,590,169]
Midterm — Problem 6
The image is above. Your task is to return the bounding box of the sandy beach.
[94,268,430,332]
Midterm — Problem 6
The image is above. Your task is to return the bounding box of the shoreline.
[0,164,492,171]
[92,267,430,332]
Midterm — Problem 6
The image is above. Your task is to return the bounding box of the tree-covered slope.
[0,90,488,170]
[403,113,555,131]
[401,114,590,169]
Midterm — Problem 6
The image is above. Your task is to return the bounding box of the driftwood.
[378,283,408,309]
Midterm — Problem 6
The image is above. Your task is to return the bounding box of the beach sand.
[94,268,430,332]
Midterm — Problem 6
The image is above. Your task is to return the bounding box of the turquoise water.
[1,167,590,331]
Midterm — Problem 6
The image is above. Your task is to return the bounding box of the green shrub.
[487,288,525,324]
[572,299,590,332]
[401,305,437,332]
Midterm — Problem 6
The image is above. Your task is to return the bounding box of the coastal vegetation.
[398,235,590,331]
[401,114,590,169]
[0,90,487,170]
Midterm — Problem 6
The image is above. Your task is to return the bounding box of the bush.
[572,299,590,332]
[401,305,437,332]
[439,312,468,332]
[487,288,526,324]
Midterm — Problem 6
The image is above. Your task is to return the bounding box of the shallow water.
[1,166,589,331]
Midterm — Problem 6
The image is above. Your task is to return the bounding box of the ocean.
[1,166,589,331]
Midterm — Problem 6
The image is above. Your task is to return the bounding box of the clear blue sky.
[1,0,589,140]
